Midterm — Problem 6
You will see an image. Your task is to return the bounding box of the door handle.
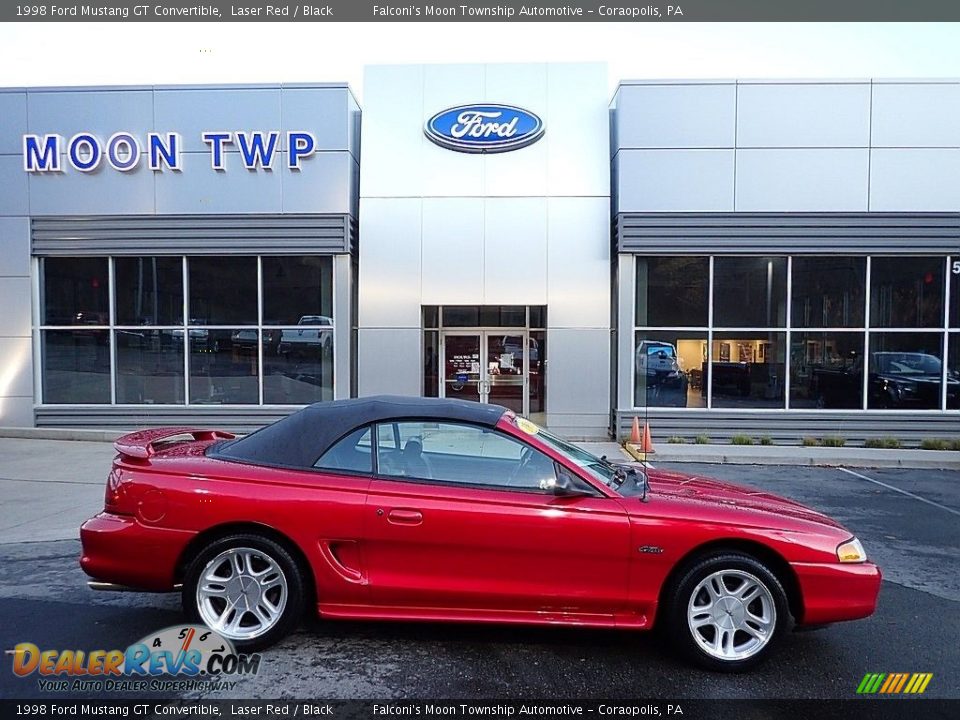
[387,508,423,525]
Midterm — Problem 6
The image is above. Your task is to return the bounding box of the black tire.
[664,551,789,672]
[182,533,305,652]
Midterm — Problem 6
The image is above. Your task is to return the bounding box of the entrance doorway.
[443,332,532,414]
[423,306,545,423]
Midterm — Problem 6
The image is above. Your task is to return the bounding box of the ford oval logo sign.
[424,104,545,154]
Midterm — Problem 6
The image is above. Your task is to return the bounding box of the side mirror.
[541,469,593,497]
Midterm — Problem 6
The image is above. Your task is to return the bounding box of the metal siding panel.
[869,149,960,212]
[616,213,960,254]
[357,328,421,397]
[35,405,296,433]
[29,160,156,216]
[735,149,870,212]
[0,155,29,216]
[280,87,351,153]
[547,197,610,328]
[360,65,425,198]
[613,409,960,446]
[546,328,610,416]
[0,217,30,276]
[736,83,871,148]
[155,150,282,214]
[31,215,350,255]
[484,198,548,305]
[27,90,154,144]
[357,198,422,328]
[0,336,33,397]
[617,150,735,212]
[546,63,610,197]
[0,92,28,155]
[281,151,357,214]
[871,83,960,148]
[421,198,484,305]
[614,83,737,150]
[153,88,281,154]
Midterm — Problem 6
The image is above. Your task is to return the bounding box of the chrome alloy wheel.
[196,547,288,641]
[687,569,776,661]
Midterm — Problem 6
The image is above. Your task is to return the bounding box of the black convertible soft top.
[208,395,509,469]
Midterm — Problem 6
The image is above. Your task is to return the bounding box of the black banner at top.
[4,0,960,22]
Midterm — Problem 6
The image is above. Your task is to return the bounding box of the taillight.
[104,466,134,515]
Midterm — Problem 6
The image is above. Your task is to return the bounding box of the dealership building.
[0,64,958,442]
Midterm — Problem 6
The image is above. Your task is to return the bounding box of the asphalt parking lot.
[0,439,957,702]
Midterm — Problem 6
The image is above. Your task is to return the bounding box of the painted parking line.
[838,467,960,518]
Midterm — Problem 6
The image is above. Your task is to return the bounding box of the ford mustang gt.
[80,396,880,671]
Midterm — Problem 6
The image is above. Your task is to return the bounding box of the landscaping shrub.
[730,434,754,446]
[695,434,711,445]
[920,438,951,451]
[667,436,685,444]
[801,436,818,447]
[864,437,901,449]
[759,435,773,446]
[820,436,846,448]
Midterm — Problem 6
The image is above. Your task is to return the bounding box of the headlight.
[837,537,867,563]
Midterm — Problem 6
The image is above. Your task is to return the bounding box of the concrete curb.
[0,427,122,442]
[626,444,960,469]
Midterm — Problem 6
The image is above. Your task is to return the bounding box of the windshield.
[512,418,620,487]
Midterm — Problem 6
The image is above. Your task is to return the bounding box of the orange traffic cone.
[640,422,655,455]
[630,416,642,443]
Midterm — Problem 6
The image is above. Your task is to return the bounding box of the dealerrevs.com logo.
[8,625,261,693]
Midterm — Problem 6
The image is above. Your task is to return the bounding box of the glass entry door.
[442,331,528,415]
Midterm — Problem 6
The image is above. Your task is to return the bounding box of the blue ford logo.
[424,104,545,154]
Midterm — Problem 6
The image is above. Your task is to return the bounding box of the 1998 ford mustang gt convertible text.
[80,396,881,671]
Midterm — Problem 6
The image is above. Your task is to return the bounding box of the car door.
[362,420,632,617]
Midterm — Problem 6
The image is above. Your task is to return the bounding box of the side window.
[375,421,556,492]
[313,427,373,473]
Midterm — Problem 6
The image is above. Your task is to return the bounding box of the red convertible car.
[80,396,880,671]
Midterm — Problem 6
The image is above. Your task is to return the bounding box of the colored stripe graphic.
[857,672,933,694]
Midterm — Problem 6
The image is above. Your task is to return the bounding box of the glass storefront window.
[713,257,787,328]
[789,332,864,409]
[634,331,707,408]
[114,257,183,326]
[115,330,185,404]
[948,334,960,409]
[950,257,959,328]
[41,330,110,403]
[188,329,259,404]
[41,257,109,326]
[441,306,526,327]
[867,332,944,410]
[870,257,945,328]
[791,257,866,328]
[188,257,258,326]
[264,328,333,404]
[38,254,337,408]
[710,332,786,408]
[635,257,709,327]
[262,256,333,326]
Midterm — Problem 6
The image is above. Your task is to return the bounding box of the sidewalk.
[614,441,960,469]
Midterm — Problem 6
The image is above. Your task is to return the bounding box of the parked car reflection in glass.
[635,340,688,407]
[816,351,960,409]
[278,315,334,358]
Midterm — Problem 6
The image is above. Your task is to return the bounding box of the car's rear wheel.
[183,534,304,651]
[665,552,788,672]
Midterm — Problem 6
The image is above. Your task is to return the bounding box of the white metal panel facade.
[358,62,611,436]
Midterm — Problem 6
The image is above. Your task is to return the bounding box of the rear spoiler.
[114,427,236,460]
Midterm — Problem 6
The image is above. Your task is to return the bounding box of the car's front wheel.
[665,552,788,672]
[183,534,304,651]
